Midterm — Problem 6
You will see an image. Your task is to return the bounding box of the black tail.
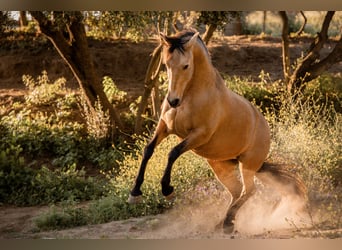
[257,162,307,198]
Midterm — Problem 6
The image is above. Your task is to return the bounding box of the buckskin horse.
[128,29,303,233]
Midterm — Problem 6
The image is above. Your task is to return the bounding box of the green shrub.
[0,156,105,206]
[268,94,341,184]
[0,71,124,170]
[23,70,66,106]
[224,73,280,112]
[102,76,127,104]
[0,108,85,163]
[265,86,342,228]
[304,74,342,113]
[35,202,89,231]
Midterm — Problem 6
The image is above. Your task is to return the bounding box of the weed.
[78,95,110,140]
[102,76,127,104]
[23,70,66,106]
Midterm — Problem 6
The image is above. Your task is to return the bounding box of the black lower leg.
[223,191,255,231]
[130,138,157,196]
[161,141,186,197]
[161,162,175,197]
[224,207,238,227]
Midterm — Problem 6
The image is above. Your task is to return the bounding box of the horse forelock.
[165,31,195,54]
[164,30,210,59]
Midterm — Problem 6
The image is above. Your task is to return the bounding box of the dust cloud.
[148,185,230,238]
[235,172,310,235]
[151,173,310,238]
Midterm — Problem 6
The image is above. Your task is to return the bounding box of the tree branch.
[279,11,291,85]
[294,11,307,37]
[135,44,163,134]
[298,37,342,83]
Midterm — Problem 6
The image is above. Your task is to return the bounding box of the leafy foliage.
[23,70,66,106]
[102,76,127,104]
[85,11,158,41]
[0,149,105,206]
[198,11,240,29]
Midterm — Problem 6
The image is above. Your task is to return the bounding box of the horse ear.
[184,32,200,49]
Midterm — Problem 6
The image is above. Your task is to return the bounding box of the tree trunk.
[279,11,291,87]
[30,11,123,137]
[151,79,161,120]
[279,11,341,94]
[134,44,163,135]
[19,11,28,27]
[233,14,243,35]
[202,23,217,45]
[289,11,335,91]
[262,11,267,33]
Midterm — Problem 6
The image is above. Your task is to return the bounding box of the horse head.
[160,30,201,108]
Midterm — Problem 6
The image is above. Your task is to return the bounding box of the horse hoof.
[165,192,175,202]
[223,225,235,234]
[127,194,142,204]
[222,219,235,234]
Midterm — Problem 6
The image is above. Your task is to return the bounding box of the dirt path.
[1,201,341,239]
[1,182,341,239]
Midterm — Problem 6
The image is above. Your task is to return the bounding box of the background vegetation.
[0,11,341,234]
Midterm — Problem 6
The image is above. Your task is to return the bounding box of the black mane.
[165,30,196,54]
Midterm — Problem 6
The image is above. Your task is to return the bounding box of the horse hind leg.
[207,159,244,233]
[223,162,258,230]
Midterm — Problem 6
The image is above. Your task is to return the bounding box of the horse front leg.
[160,140,187,199]
[128,120,168,204]
[160,128,211,200]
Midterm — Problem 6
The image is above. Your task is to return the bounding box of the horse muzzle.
[167,97,180,108]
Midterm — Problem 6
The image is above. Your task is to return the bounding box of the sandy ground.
[1,176,341,239]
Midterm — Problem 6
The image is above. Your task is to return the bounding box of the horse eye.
[183,64,189,70]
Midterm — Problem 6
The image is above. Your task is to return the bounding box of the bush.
[0,152,105,206]
[0,108,85,165]
[35,201,89,231]
[23,70,66,106]
[265,87,342,228]
[266,90,341,189]
[1,71,125,170]
[224,72,281,112]
[102,76,127,105]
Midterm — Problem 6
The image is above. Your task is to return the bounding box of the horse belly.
[192,133,246,161]
[191,112,255,161]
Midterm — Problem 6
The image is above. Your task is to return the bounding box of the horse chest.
[163,107,192,138]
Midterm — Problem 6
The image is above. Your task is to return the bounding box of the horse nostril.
[167,98,180,108]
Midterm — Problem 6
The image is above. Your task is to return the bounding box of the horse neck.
[191,45,217,88]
